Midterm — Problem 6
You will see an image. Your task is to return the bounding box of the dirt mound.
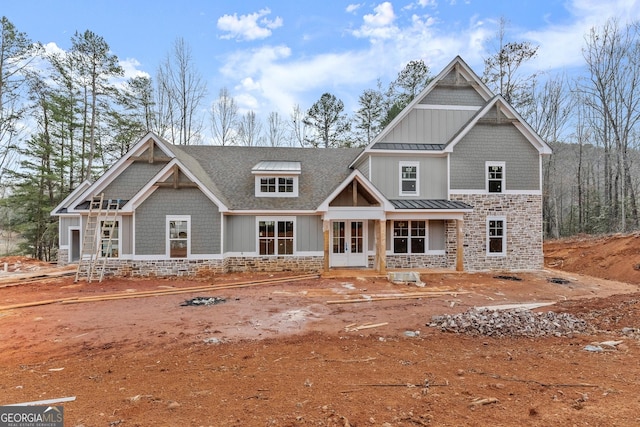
[544,233,640,284]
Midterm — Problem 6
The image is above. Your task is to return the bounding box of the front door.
[330,221,366,267]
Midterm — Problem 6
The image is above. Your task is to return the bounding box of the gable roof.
[350,56,552,166]
[173,145,363,211]
[444,95,552,154]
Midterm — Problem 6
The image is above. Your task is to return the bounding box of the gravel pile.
[428,308,590,337]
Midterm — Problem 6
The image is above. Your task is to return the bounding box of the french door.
[330,220,366,267]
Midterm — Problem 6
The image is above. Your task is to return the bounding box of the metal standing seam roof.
[252,161,302,173]
[371,142,446,151]
[390,199,473,210]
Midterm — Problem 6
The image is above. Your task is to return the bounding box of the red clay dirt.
[0,237,639,426]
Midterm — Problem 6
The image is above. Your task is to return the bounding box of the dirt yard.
[0,235,639,426]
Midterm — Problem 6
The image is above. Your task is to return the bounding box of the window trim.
[486,161,505,194]
[486,216,506,257]
[256,216,296,256]
[98,217,121,258]
[399,161,420,196]
[166,215,191,258]
[392,220,427,254]
[255,175,299,198]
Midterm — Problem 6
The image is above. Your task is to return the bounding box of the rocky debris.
[428,308,590,337]
[181,296,226,307]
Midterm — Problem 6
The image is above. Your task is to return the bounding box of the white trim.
[97,216,122,258]
[225,209,317,216]
[256,216,296,256]
[317,169,394,212]
[486,161,505,193]
[486,216,507,257]
[449,189,542,195]
[386,212,465,220]
[67,226,81,263]
[166,215,191,259]
[254,175,299,198]
[50,180,92,217]
[68,133,175,213]
[132,253,224,261]
[322,207,385,221]
[399,161,420,197]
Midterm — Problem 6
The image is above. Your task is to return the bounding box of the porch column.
[323,220,330,272]
[375,219,386,273]
[456,219,464,271]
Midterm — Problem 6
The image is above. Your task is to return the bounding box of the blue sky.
[4,0,640,119]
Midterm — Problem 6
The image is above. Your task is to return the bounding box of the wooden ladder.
[75,195,120,283]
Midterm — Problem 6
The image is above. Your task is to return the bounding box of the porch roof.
[389,199,472,210]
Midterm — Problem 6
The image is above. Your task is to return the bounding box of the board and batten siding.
[296,215,323,252]
[101,162,166,201]
[224,215,255,253]
[379,109,477,144]
[370,156,447,199]
[59,216,80,246]
[449,124,540,191]
[135,187,220,256]
[121,215,133,256]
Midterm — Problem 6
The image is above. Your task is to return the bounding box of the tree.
[578,19,640,232]
[71,30,123,180]
[156,37,207,145]
[237,110,263,146]
[303,93,350,148]
[355,88,384,145]
[0,17,40,185]
[382,60,431,127]
[289,104,308,147]
[210,87,238,146]
[266,111,286,147]
[483,17,539,112]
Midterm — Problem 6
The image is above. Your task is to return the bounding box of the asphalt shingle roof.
[172,146,363,210]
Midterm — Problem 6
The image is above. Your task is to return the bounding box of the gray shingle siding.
[450,124,540,191]
[101,162,166,200]
[135,187,220,255]
[420,86,486,106]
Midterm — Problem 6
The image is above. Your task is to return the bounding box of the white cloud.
[346,3,363,14]
[353,2,398,39]
[119,58,151,80]
[217,8,283,41]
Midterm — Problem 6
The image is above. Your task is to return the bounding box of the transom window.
[393,221,426,254]
[399,162,419,196]
[487,217,506,256]
[487,162,505,193]
[168,217,190,258]
[258,219,294,255]
[100,220,119,257]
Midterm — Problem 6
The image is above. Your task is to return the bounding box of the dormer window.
[253,161,300,198]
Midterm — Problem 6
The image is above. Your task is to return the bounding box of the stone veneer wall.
[58,248,69,266]
[451,194,543,271]
[69,255,323,278]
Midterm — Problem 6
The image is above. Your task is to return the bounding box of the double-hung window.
[167,216,190,258]
[399,162,419,196]
[100,220,119,257]
[393,221,426,254]
[487,217,506,256]
[258,218,294,255]
[487,162,505,193]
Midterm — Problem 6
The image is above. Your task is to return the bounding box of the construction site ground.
[0,234,639,426]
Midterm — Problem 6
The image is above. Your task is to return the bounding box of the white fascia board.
[387,211,467,220]
[68,133,176,213]
[123,158,229,213]
[322,207,386,221]
[50,180,92,217]
[224,210,317,216]
[317,169,393,212]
